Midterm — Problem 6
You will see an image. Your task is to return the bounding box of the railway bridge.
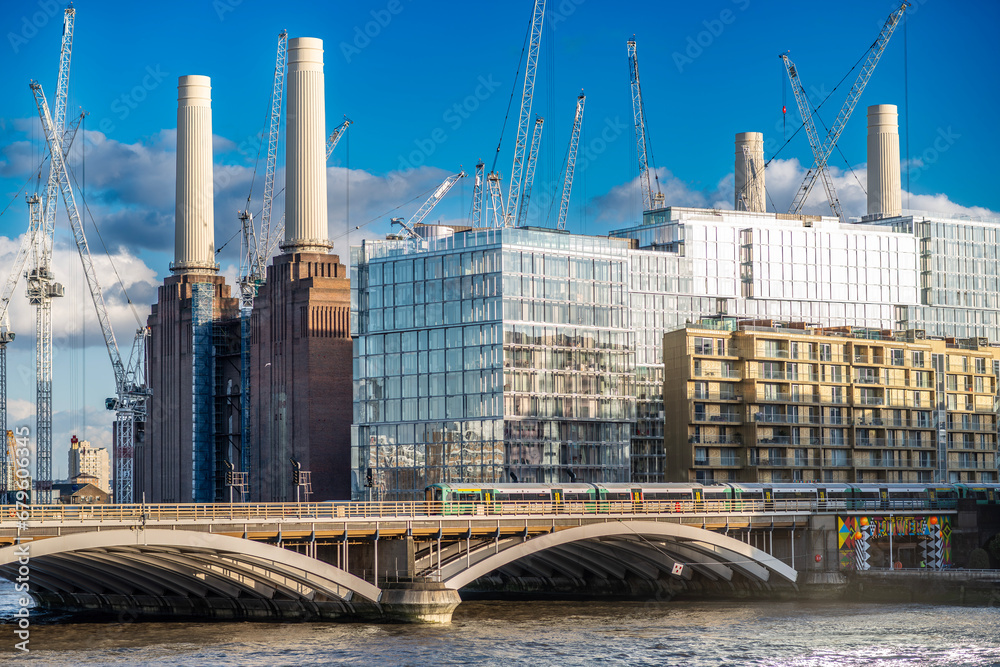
[0,501,951,622]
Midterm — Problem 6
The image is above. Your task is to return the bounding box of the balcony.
[857,396,885,406]
[749,456,819,468]
[692,391,743,402]
[693,455,742,467]
[688,436,742,445]
[693,412,741,424]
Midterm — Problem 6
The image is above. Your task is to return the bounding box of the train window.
[563,493,592,501]
[605,492,631,500]
[456,492,481,502]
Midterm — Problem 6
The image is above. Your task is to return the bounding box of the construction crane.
[471,161,485,227]
[487,171,506,229]
[627,39,663,212]
[515,116,544,227]
[504,0,545,227]
[556,93,586,231]
[31,81,149,504]
[392,170,467,240]
[237,30,286,491]
[24,4,75,503]
[784,2,908,219]
[326,116,352,160]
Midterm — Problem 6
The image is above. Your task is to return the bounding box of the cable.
[903,11,910,209]
[490,11,533,173]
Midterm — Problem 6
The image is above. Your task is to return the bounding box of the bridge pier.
[378,580,463,623]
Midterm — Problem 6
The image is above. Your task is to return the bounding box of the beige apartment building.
[663,318,1000,484]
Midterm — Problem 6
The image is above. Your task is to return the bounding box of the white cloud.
[588,159,1000,229]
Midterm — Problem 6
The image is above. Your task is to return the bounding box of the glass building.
[863,212,1000,340]
[351,204,1000,495]
[351,227,635,500]
[610,207,920,481]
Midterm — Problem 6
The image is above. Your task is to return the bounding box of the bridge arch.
[440,520,798,590]
[0,528,381,619]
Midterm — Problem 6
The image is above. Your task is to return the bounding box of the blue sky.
[0,0,998,478]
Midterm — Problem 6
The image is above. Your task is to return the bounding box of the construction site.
[1,1,998,503]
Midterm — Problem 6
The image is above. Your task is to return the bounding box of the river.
[1,585,999,665]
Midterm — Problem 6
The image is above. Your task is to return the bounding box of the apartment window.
[918,451,933,468]
[794,449,808,467]
[694,447,708,466]
[975,357,987,375]
[694,359,702,377]
[830,386,844,403]
[830,449,847,466]
[720,450,737,466]
[694,403,706,421]
[762,361,782,380]
[763,383,781,400]
[828,365,844,383]
[693,337,714,355]
[829,407,843,425]
[717,338,726,356]
[915,411,931,428]
[693,381,708,400]
[975,376,984,393]
[946,375,958,391]
[760,405,780,422]
[891,349,905,366]
[768,447,783,463]
[830,428,846,446]
[790,342,800,360]
[820,343,832,362]
[912,351,925,368]
[946,394,958,410]
[763,340,784,358]
[721,360,738,379]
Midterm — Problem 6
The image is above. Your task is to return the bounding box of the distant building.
[68,436,111,494]
[53,474,111,504]
[663,318,1000,484]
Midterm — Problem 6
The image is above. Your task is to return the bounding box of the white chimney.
[867,104,901,218]
[283,37,331,253]
[172,75,218,274]
[735,132,765,213]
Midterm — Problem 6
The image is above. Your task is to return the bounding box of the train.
[424,481,1000,515]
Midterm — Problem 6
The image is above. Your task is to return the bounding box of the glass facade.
[352,204,1000,494]
[864,213,1000,340]
[351,228,634,499]
[612,207,920,481]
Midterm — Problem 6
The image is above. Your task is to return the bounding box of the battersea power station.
[136,38,353,503]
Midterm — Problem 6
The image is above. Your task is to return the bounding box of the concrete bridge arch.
[433,520,798,590]
[0,528,380,620]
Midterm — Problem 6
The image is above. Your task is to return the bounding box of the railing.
[0,498,961,523]
[693,456,742,467]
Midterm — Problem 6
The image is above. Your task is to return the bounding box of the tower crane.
[784,2,908,220]
[556,93,586,231]
[24,4,76,503]
[326,116,353,160]
[471,161,485,228]
[238,30,286,489]
[515,116,544,227]
[31,81,149,504]
[627,39,663,212]
[392,169,467,239]
[487,172,506,229]
[504,0,545,228]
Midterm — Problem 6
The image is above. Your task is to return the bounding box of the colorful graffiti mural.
[838,515,952,570]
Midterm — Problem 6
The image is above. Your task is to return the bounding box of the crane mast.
[515,116,544,227]
[487,171,506,229]
[556,93,586,231]
[504,0,545,227]
[237,31,286,491]
[26,5,75,503]
[786,2,907,218]
[31,81,147,504]
[628,39,662,212]
[471,161,485,228]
